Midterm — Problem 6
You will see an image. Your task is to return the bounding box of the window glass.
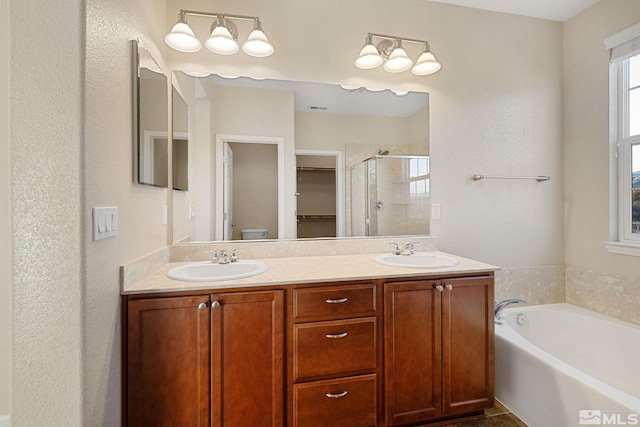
[630,54,640,88]
[633,144,640,235]
[630,54,640,137]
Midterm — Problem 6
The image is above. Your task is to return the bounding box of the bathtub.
[495,303,640,427]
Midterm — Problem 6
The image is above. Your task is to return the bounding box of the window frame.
[604,25,640,256]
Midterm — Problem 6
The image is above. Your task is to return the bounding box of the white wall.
[10,0,83,424]
[6,0,597,425]
[0,0,10,419]
[564,0,640,322]
[84,0,169,424]
[564,0,640,278]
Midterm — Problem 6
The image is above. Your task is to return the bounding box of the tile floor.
[420,401,528,427]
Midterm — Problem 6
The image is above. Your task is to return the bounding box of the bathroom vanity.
[122,252,496,427]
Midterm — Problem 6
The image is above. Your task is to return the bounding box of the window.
[605,24,640,255]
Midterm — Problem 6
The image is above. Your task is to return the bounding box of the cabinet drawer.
[293,374,377,427]
[293,283,376,320]
[294,317,376,381]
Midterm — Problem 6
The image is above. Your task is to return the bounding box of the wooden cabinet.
[212,290,284,427]
[126,295,211,427]
[125,290,284,427]
[124,273,494,427]
[289,281,380,427]
[384,276,494,426]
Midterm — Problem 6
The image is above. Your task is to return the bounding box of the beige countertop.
[122,251,499,295]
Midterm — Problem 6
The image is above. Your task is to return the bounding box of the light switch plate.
[431,203,441,220]
[93,207,118,240]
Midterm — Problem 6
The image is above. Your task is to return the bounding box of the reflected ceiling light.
[164,11,202,52]
[165,9,274,58]
[354,33,441,76]
[340,85,361,90]
[412,42,442,76]
[217,74,240,79]
[365,87,385,92]
[391,90,409,96]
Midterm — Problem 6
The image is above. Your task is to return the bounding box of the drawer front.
[293,374,377,427]
[293,283,376,320]
[294,317,377,381]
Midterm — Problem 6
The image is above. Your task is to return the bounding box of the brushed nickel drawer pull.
[325,332,348,339]
[325,297,348,304]
[435,285,444,292]
[445,284,453,291]
[197,303,207,310]
[325,391,348,398]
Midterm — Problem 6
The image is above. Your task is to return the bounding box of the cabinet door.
[384,280,442,426]
[441,276,494,416]
[211,290,284,427]
[127,295,211,427]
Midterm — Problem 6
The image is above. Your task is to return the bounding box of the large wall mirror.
[169,70,430,243]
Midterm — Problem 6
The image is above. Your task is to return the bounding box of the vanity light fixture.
[165,10,274,58]
[355,33,441,76]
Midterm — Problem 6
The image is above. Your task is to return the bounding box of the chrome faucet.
[388,242,420,256]
[494,299,526,324]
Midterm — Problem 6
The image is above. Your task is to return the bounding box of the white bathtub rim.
[496,303,640,412]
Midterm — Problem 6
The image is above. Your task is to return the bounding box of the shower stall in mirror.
[350,155,430,236]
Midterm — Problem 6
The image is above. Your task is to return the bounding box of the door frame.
[295,149,345,237]
[215,134,285,240]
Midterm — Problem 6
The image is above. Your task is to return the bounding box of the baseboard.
[0,414,9,427]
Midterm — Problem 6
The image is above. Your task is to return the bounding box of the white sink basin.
[167,260,269,282]
[374,252,459,269]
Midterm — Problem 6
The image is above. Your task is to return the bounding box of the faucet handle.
[408,242,420,254]
[387,242,401,255]
[204,249,220,263]
[229,248,245,263]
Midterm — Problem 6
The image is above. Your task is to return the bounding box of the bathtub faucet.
[494,299,526,324]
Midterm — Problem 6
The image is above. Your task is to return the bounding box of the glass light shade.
[242,30,274,57]
[164,22,202,53]
[412,51,442,76]
[205,26,239,55]
[384,47,413,73]
[354,44,383,69]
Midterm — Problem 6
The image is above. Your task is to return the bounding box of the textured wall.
[84,0,169,424]
[0,0,10,417]
[10,0,83,424]
[564,0,640,322]
[83,0,567,425]
[564,0,640,279]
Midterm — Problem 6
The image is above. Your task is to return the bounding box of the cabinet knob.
[325,391,348,399]
[212,301,220,308]
[198,303,207,310]
[325,332,348,339]
[435,285,444,292]
[325,297,348,304]
[445,284,453,291]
